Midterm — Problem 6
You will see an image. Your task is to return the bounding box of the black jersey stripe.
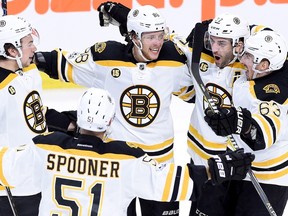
[262,115,277,144]
[252,159,288,172]
[170,166,182,201]
[145,143,174,157]
[187,132,226,155]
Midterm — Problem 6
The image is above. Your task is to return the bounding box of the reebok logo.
[162,209,179,215]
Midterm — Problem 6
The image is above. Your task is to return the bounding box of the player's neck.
[0,59,18,72]
[79,128,105,140]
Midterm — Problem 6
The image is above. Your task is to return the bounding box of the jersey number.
[52,176,103,216]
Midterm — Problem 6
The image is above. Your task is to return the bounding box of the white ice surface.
[42,88,288,216]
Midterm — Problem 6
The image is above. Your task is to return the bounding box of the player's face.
[20,34,37,67]
[209,35,234,69]
[141,31,165,60]
[239,52,270,80]
[239,51,254,80]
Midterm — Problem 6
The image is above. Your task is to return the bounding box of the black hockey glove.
[208,149,255,185]
[97,1,130,37]
[186,19,212,47]
[204,106,252,136]
[45,109,77,136]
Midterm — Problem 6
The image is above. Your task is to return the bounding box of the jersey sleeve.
[132,154,195,202]
[246,101,286,150]
[170,35,196,103]
[0,144,42,189]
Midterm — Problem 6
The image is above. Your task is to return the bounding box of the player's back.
[27,132,146,215]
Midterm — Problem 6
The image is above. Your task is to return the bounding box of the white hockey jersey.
[185,49,246,167]
[38,40,195,163]
[0,132,199,216]
[0,64,46,195]
[232,64,288,186]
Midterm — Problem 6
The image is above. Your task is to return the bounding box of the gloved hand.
[208,149,255,185]
[45,109,77,136]
[97,1,130,36]
[204,106,252,136]
[186,19,212,47]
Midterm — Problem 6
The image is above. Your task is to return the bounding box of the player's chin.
[148,52,160,60]
[214,60,222,68]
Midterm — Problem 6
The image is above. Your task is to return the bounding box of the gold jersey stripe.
[162,164,175,201]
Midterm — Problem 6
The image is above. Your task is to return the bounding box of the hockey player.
[96,2,288,215]
[0,87,255,216]
[0,15,76,215]
[204,30,288,215]
[33,5,195,215]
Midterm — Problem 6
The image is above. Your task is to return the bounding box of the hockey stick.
[1,0,6,15]
[1,1,18,215]
[190,22,277,216]
[4,185,18,216]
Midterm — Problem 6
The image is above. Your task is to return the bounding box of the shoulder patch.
[94,42,106,53]
[263,84,280,94]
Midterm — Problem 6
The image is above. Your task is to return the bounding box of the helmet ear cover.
[77,88,116,132]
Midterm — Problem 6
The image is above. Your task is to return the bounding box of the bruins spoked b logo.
[204,83,232,109]
[120,85,160,127]
[24,91,47,133]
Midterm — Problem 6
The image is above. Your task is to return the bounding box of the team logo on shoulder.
[199,62,208,72]
[8,86,16,95]
[120,85,160,127]
[204,83,232,109]
[174,43,184,55]
[111,68,121,78]
[94,42,106,53]
[263,84,280,94]
[23,91,47,134]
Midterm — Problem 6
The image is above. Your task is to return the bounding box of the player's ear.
[236,41,244,55]
[5,45,18,57]
[260,59,270,70]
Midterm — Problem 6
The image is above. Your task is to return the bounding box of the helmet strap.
[4,48,24,71]
[132,38,151,62]
[251,63,271,79]
[228,47,238,65]
[15,55,23,71]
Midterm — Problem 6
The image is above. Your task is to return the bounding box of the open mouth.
[150,48,159,53]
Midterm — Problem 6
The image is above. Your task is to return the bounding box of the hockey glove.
[208,149,255,185]
[204,106,252,136]
[186,19,212,47]
[45,109,77,136]
[97,1,130,37]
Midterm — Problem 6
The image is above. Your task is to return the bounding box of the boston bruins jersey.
[185,48,246,167]
[0,64,46,196]
[38,40,195,163]
[232,62,288,186]
[0,132,200,216]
